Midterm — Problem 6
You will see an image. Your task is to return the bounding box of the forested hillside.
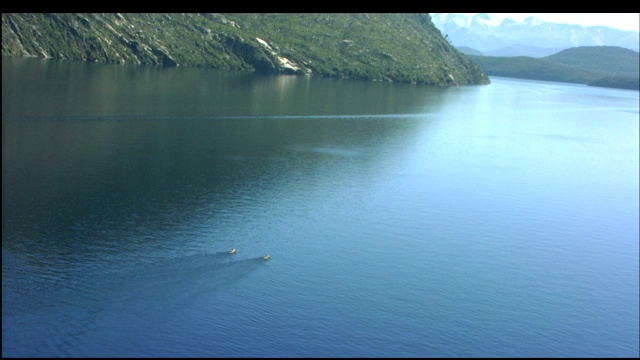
[467,46,639,90]
[1,13,490,86]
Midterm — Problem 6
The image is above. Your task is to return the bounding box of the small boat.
[229,248,236,254]
[263,255,270,260]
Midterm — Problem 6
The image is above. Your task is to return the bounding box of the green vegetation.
[467,46,639,90]
[466,55,602,83]
[588,76,640,91]
[1,13,489,86]
[545,46,639,78]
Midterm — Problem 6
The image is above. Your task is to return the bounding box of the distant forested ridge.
[1,13,489,86]
[467,46,639,90]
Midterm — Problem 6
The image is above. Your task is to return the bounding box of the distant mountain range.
[467,46,639,90]
[431,13,640,57]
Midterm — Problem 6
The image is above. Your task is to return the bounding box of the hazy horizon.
[441,13,640,33]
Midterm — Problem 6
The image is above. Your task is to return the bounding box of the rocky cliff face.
[2,13,489,86]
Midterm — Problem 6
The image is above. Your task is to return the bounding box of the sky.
[474,13,639,32]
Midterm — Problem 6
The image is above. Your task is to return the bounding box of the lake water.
[2,57,639,357]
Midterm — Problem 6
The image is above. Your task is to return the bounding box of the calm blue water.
[2,57,639,357]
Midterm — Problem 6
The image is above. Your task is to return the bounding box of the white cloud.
[488,13,639,32]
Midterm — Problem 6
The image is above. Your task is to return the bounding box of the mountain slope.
[467,46,640,90]
[1,13,489,86]
[544,46,639,77]
[466,55,602,83]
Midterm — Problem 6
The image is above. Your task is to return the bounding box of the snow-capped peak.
[523,16,543,26]
[474,13,503,27]
[428,12,640,54]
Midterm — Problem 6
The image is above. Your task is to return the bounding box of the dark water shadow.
[100,252,266,303]
[4,252,270,357]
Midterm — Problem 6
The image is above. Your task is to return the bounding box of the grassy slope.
[1,13,490,86]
